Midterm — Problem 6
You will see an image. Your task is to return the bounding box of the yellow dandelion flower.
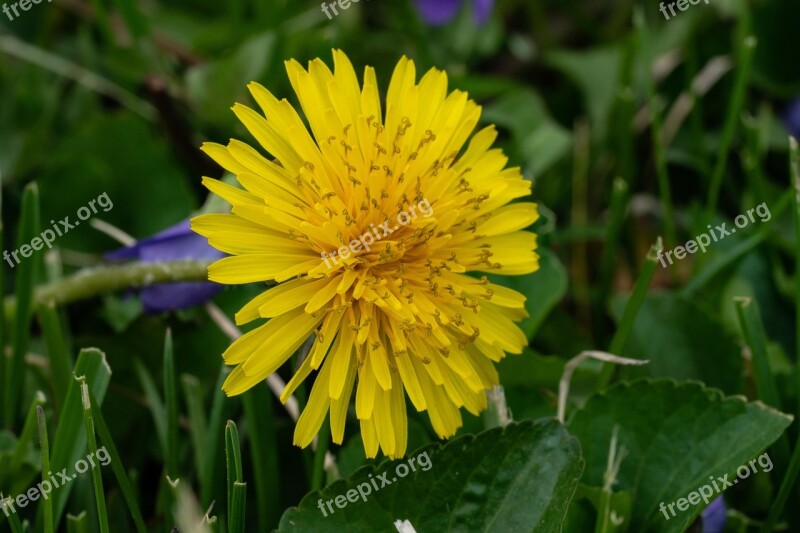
[191,50,539,459]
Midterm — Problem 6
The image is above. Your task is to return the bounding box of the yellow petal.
[241,310,323,377]
[360,417,379,458]
[294,355,334,448]
[355,356,377,420]
[328,326,355,400]
[208,254,317,284]
[330,351,356,444]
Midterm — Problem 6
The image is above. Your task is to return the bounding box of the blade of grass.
[241,383,280,530]
[735,298,791,489]
[38,303,73,417]
[5,182,40,429]
[133,359,166,457]
[10,391,46,472]
[683,190,790,297]
[596,178,629,343]
[229,482,247,533]
[706,32,757,220]
[225,421,244,533]
[201,367,230,506]
[598,237,663,389]
[66,512,89,533]
[49,348,111,524]
[181,375,208,480]
[37,405,54,533]
[164,329,179,479]
[758,137,800,533]
[612,35,637,187]
[86,387,147,533]
[78,379,109,533]
[735,297,784,411]
[634,9,676,252]
[762,435,800,533]
[571,119,592,335]
[741,114,767,205]
[1,495,23,533]
[0,35,155,121]
[0,181,5,428]
[790,137,800,421]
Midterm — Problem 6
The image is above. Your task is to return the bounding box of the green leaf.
[185,32,277,127]
[5,182,40,427]
[181,375,209,481]
[481,89,572,178]
[163,329,179,480]
[78,380,109,533]
[133,359,166,459]
[610,293,743,393]
[201,367,230,506]
[87,388,147,533]
[568,379,793,533]
[66,512,89,533]
[49,348,111,525]
[37,303,73,416]
[279,419,584,532]
[240,382,280,530]
[230,481,247,533]
[10,391,45,474]
[37,405,53,533]
[226,420,245,532]
[545,46,620,135]
[98,295,143,334]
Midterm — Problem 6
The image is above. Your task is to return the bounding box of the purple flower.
[414,0,494,26]
[106,220,224,312]
[785,98,800,139]
[701,496,726,533]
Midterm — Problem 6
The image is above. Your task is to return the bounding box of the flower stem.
[5,260,213,315]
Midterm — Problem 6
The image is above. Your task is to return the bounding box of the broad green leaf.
[546,46,620,135]
[481,89,572,179]
[185,32,277,127]
[279,419,584,533]
[610,293,743,393]
[568,379,792,533]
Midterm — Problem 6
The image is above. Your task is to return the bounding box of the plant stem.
[705,36,757,220]
[4,260,213,315]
